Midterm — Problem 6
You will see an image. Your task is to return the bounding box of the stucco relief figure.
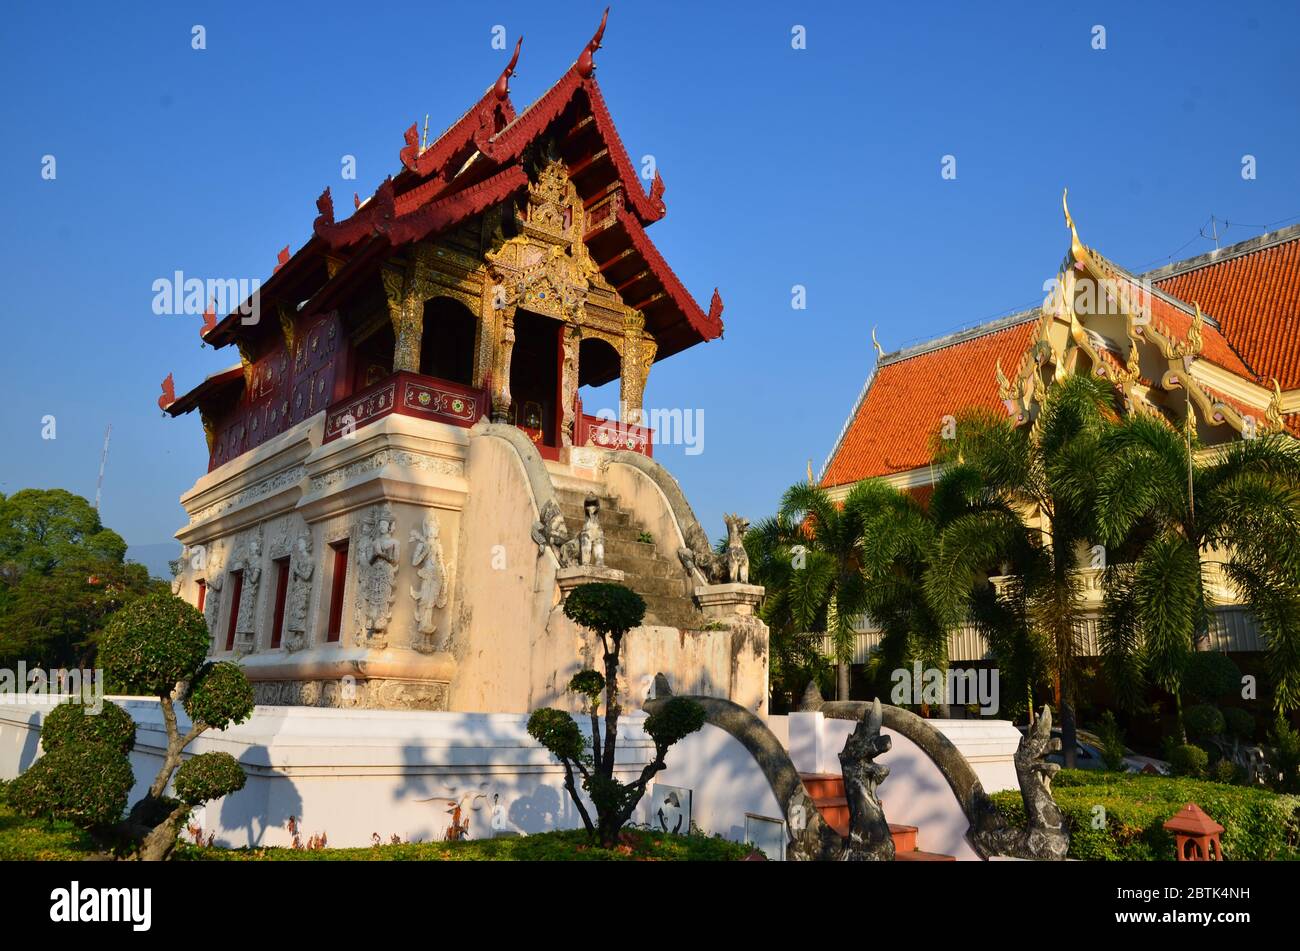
[202,558,224,648]
[579,494,605,567]
[356,505,399,648]
[409,510,450,652]
[724,514,750,584]
[531,498,576,567]
[234,533,262,650]
[284,529,314,652]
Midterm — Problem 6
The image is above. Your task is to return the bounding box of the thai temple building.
[820,199,1300,669]
[162,17,767,715]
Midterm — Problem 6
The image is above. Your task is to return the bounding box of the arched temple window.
[419,297,476,386]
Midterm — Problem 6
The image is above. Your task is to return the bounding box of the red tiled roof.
[1151,232,1300,388]
[821,318,1039,486]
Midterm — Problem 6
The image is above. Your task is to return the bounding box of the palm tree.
[1092,416,1300,718]
[925,374,1117,766]
[742,511,833,703]
[752,479,954,704]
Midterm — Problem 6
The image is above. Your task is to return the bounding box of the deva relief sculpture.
[409,509,451,652]
[356,503,399,648]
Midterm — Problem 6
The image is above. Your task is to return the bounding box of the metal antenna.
[94,423,112,510]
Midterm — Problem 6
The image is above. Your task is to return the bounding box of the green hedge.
[991,769,1300,861]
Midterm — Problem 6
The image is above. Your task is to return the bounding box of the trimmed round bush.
[645,697,706,748]
[7,744,133,829]
[1222,706,1255,740]
[99,593,210,696]
[567,669,606,703]
[41,698,135,755]
[184,662,254,730]
[563,583,645,638]
[1183,652,1241,703]
[1169,743,1209,778]
[527,708,585,761]
[1212,759,1244,786]
[173,752,246,805]
[1185,704,1226,742]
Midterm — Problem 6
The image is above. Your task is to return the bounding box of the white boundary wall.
[0,697,783,850]
[0,699,1017,859]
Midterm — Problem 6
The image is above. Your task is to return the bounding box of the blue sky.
[2,1,1298,573]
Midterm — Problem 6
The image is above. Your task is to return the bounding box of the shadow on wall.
[218,744,303,849]
[17,710,40,772]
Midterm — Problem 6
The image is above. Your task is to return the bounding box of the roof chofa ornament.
[495,36,523,100]
[576,7,610,78]
[871,326,885,360]
[1062,187,1087,265]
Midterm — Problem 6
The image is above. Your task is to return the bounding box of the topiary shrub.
[98,593,254,859]
[99,592,210,696]
[7,743,134,829]
[1222,706,1254,740]
[562,582,645,636]
[528,582,703,848]
[1182,652,1241,704]
[174,752,247,805]
[1185,704,1226,742]
[1169,743,1209,778]
[184,662,255,730]
[40,698,136,756]
[1212,759,1245,785]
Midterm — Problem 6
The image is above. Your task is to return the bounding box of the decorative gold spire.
[1062,187,1087,265]
[1267,377,1285,430]
[807,459,815,484]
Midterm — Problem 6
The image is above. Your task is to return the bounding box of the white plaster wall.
[0,698,781,852]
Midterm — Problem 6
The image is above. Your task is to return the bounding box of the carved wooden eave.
[997,190,1283,439]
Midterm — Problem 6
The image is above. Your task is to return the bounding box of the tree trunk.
[1061,700,1078,770]
[836,662,850,701]
[1173,690,1188,745]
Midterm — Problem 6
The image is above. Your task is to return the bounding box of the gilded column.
[560,323,580,446]
[620,311,647,425]
[383,246,437,374]
[491,305,516,423]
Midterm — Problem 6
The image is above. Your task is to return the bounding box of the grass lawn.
[991,768,1300,860]
[0,804,754,861]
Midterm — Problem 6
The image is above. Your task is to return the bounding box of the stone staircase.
[555,487,708,630]
[799,773,955,861]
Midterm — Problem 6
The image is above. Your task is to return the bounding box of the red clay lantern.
[1164,802,1224,861]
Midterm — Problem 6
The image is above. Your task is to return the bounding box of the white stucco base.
[0,699,1017,859]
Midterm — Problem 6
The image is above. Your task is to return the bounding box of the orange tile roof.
[1149,227,1300,387]
[820,317,1039,486]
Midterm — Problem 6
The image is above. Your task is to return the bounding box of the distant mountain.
[126,542,182,581]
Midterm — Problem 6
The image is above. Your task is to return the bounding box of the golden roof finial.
[1063,187,1087,264]
[871,325,885,360]
[1185,302,1205,357]
[1267,377,1285,429]
[807,459,815,484]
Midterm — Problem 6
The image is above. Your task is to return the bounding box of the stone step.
[797,772,946,857]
